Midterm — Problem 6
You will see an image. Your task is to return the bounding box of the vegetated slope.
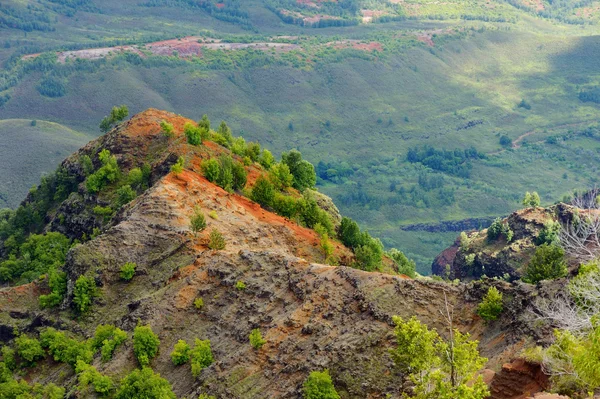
[4,27,600,272]
[0,109,557,399]
[0,119,91,208]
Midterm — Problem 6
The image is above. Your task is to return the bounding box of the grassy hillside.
[2,0,600,272]
[0,119,91,208]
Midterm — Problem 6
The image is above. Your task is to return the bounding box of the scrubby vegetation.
[133,325,161,366]
[477,287,503,321]
[523,244,567,284]
[120,262,136,281]
[190,339,214,377]
[302,370,340,399]
[391,315,489,398]
[249,329,266,350]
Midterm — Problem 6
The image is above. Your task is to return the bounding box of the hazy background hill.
[2,0,600,272]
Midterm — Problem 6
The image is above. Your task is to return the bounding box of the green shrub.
[269,163,294,190]
[198,115,211,131]
[281,150,316,191]
[94,205,114,222]
[522,191,541,207]
[171,156,185,175]
[249,329,266,350]
[208,229,226,250]
[302,370,340,399]
[115,367,176,399]
[523,244,567,284]
[231,137,247,156]
[259,149,274,169]
[76,360,113,395]
[15,336,45,365]
[120,262,136,281]
[184,122,202,146]
[40,327,93,367]
[198,394,217,399]
[338,217,362,249]
[536,220,560,246]
[81,155,94,176]
[86,150,120,193]
[1,346,16,371]
[487,218,513,242]
[99,105,128,133]
[202,159,220,183]
[170,340,191,366]
[388,248,416,278]
[160,120,174,138]
[127,168,144,189]
[191,339,213,377]
[73,275,98,314]
[246,142,261,162]
[235,281,246,290]
[231,161,247,191]
[194,297,204,309]
[251,176,276,208]
[133,325,160,367]
[272,194,299,219]
[354,240,383,272]
[477,287,504,321]
[208,211,218,219]
[39,268,67,308]
[100,329,127,362]
[115,185,137,208]
[190,207,207,236]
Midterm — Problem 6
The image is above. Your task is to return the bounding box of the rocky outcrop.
[403,217,494,233]
[433,207,561,281]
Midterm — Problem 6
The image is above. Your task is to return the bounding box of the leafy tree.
[99,105,129,133]
[190,207,207,236]
[76,360,114,395]
[217,121,233,145]
[338,217,362,249]
[198,114,211,131]
[281,150,316,191]
[523,244,567,284]
[15,336,45,365]
[80,155,94,176]
[487,218,513,242]
[259,149,275,169]
[477,287,503,321]
[499,135,512,147]
[40,327,93,367]
[191,339,214,377]
[127,168,144,189]
[391,316,489,399]
[133,325,160,366]
[115,367,176,399]
[171,156,185,175]
[39,267,67,308]
[354,239,383,272]
[231,161,247,191]
[251,176,276,208]
[522,191,541,207]
[302,370,340,399]
[208,229,226,250]
[73,275,97,314]
[184,122,202,146]
[115,185,136,208]
[536,220,560,245]
[1,346,16,371]
[120,262,136,281]
[249,329,266,350]
[171,340,191,366]
[269,163,293,191]
[272,194,299,219]
[160,120,174,138]
[202,159,220,183]
[246,142,261,162]
[388,248,416,278]
[86,149,120,193]
[231,137,247,156]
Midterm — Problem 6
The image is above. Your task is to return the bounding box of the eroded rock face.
[488,359,548,399]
